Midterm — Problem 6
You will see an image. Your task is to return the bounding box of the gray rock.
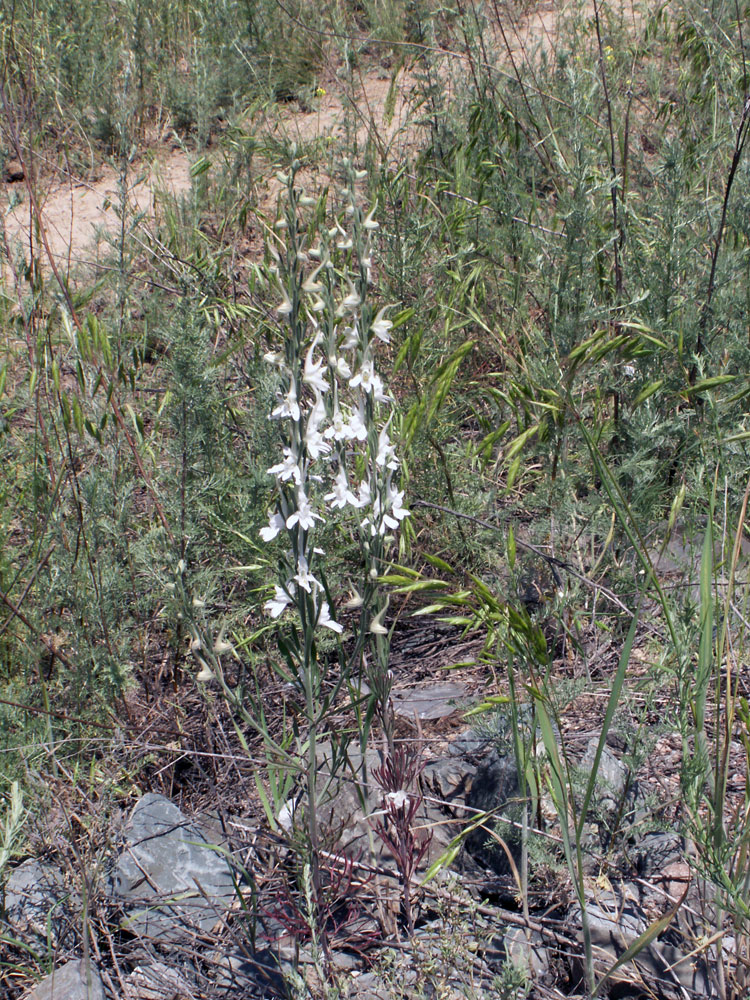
[311,744,450,868]
[24,959,104,1000]
[4,858,74,949]
[448,729,494,760]
[210,947,286,997]
[579,738,629,818]
[504,926,549,976]
[631,831,683,876]
[123,961,195,999]
[111,793,237,941]
[464,751,522,874]
[422,755,476,806]
[4,159,24,183]
[570,884,711,998]
[390,682,471,720]
[348,967,417,1000]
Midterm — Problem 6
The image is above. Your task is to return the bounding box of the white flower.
[376,426,399,470]
[263,350,285,367]
[349,359,374,392]
[324,468,360,509]
[324,407,350,442]
[294,555,320,593]
[286,489,323,531]
[265,583,294,618]
[270,380,300,421]
[305,422,331,460]
[267,448,302,484]
[329,355,352,379]
[371,307,392,343]
[303,339,329,395]
[363,204,379,230]
[214,631,235,655]
[305,395,331,459]
[341,322,360,351]
[350,360,386,398]
[347,404,368,442]
[385,790,410,809]
[337,278,361,316]
[260,511,286,541]
[388,486,409,522]
[196,660,215,682]
[276,286,293,315]
[357,479,372,508]
[343,587,364,608]
[382,486,409,531]
[371,375,389,403]
[317,601,343,633]
[369,605,388,634]
[302,262,325,293]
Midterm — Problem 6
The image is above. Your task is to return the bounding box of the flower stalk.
[257,159,409,959]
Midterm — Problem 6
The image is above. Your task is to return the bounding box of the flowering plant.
[254,159,409,954]
[260,160,409,750]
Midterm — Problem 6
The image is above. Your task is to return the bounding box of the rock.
[422,755,475,806]
[310,744,450,868]
[210,947,286,997]
[4,159,24,183]
[390,682,471,720]
[349,967,418,999]
[447,729,494,760]
[24,959,104,1000]
[123,961,194,999]
[504,926,549,976]
[464,751,521,874]
[3,858,75,950]
[569,883,711,998]
[631,831,683,876]
[111,793,237,941]
[579,738,629,818]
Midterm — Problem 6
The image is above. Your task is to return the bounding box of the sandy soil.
[0,0,643,279]
[0,63,419,281]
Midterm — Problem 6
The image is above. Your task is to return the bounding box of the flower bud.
[196,660,214,682]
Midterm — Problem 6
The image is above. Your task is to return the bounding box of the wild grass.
[1,0,750,995]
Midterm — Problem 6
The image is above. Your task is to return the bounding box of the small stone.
[4,859,74,949]
[390,682,471,720]
[123,961,194,999]
[24,960,104,1000]
[423,757,475,804]
[111,793,237,941]
[504,926,549,976]
[4,159,24,183]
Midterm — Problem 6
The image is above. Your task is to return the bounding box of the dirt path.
[0,0,641,278]
[0,64,418,281]
[2,152,192,278]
